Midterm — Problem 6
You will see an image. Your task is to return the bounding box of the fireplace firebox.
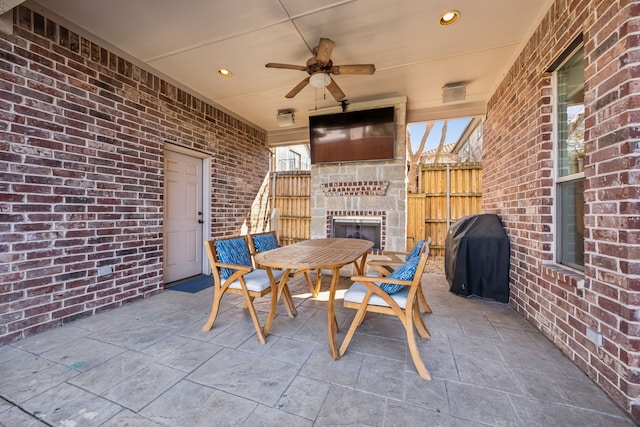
[331,216,382,250]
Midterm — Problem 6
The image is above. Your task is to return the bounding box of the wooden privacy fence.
[270,164,482,255]
[270,171,311,246]
[408,163,482,256]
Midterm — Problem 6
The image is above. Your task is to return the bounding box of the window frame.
[551,42,585,272]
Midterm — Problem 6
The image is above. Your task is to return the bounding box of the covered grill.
[445,214,510,303]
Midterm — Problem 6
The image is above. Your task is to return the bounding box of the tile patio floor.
[0,273,636,426]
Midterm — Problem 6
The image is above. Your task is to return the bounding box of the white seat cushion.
[228,269,281,292]
[344,282,409,309]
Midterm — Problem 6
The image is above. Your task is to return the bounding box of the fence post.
[271,172,277,232]
[446,164,451,230]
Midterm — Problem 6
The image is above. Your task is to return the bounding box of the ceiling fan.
[265,37,375,101]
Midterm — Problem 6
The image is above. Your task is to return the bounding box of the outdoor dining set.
[203,232,433,380]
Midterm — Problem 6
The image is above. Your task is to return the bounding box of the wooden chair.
[247,230,319,298]
[202,235,294,344]
[367,237,433,314]
[340,253,432,380]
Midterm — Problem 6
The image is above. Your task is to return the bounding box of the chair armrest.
[376,250,409,261]
[214,262,252,273]
[350,275,411,287]
[215,264,254,287]
[366,260,404,278]
[367,260,405,268]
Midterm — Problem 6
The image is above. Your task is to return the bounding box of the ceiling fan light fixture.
[439,10,460,26]
[309,72,331,88]
[217,68,233,77]
[266,38,375,100]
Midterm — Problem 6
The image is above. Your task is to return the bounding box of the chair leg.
[339,292,371,357]
[417,284,433,313]
[242,293,267,344]
[202,289,223,332]
[241,296,256,309]
[263,281,279,337]
[413,301,431,339]
[405,309,431,380]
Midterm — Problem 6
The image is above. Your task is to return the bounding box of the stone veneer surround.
[310,101,407,254]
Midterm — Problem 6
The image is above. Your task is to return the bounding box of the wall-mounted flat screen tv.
[309,106,395,164]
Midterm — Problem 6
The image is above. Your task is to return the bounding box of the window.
[554,45,585,270]
[289,150,301,170]
[274,146,310,171]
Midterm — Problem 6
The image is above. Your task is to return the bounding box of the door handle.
[198,219,204,224]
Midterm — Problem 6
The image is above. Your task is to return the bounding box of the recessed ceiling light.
[439,10,460,26]
[217,68,233,77]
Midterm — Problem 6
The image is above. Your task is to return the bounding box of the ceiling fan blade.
[265,63,307,71]
[333,64,376,75]
[285,77,310,98]
[316,38,335,63]
[326,77,345,101]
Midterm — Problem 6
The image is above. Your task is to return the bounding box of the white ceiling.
[29,0,552,144]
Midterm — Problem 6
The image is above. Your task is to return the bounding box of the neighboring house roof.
[422,142,457,155]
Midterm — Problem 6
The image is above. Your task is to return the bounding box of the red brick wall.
[484,0,639,420]
[0,7,269,344]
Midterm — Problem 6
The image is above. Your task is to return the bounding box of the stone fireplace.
[310,99,407,271]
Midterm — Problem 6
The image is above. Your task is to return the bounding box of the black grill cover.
[445,214,510,303]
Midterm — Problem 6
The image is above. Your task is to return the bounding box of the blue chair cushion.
[253,233,279,253]
[215,237,252,279]
[407,240,425,261]
[379,257,419,294]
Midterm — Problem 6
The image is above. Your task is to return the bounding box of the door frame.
[164,144,211,279]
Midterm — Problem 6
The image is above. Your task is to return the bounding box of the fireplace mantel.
[320,181,389,197]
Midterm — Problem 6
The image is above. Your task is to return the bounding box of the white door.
[164,149,204,283]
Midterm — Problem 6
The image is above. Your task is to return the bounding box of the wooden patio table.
[254,238,373,360]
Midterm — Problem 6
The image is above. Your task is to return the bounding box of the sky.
[408,118,472,152]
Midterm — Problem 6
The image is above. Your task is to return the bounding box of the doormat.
[166,275,213,293]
